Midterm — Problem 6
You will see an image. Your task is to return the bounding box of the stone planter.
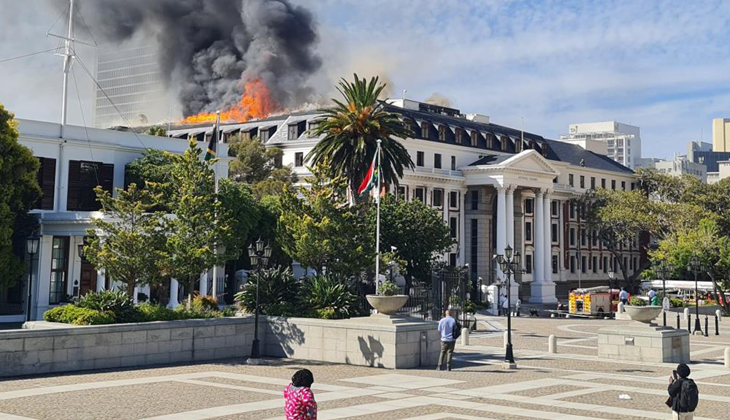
[624,305,663,324]
[366,295,408,315]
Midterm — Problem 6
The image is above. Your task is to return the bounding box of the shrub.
[136,303,180,322]
[300,274,357,319]
[76,290,137,323]
[192,295,219,313]
[234,267,300,315]
[219,306,237,317]
[379,281,399,297]
[629,296,647,306]
[44,305,114,325]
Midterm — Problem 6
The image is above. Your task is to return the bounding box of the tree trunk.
[126,280,136,300]
[708,272,730,315]
[187,276,194,310]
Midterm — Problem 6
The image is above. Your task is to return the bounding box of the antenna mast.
[54,0,75,138]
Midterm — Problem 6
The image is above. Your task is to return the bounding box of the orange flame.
[180,78,278,125]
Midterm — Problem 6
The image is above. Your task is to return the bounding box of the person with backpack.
[436,309,460,371]
[284,369,317,420]
[667,363,699,419]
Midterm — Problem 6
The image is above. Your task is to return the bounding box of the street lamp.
[25,236,40,322]
[248,238,272,362]
[496,244,521,369]
[654,261,674,327]
[687,255,704,335]
[576,250,582,290]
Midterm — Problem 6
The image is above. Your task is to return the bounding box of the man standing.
[668,363,699,419]
[619,288,629,306]
[437,309,457,371]
[502,295,509,317]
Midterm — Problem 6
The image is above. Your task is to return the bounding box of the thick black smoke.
[68,0,321,116]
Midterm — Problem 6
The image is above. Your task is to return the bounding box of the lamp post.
[608,270,615,313]
[654,261,674,327]
[496,245,520,369]
[576,250,582,290]
[25,236,40,322]
[688,255,703,335]
[248,238,272,362]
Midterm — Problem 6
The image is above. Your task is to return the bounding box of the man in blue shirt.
[619,288,629,305]
[437,309,457,371]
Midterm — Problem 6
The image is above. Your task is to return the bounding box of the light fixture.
[505,245,513,260]
[248,244,255,258]
[264,243,272,259]
[78,244,85,260]
[26,237,40,255]
[256,237,264,253]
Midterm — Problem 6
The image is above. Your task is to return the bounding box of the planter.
[623,305,663,324]
[366,295,408,315]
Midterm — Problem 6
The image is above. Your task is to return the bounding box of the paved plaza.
[1,316,729,420]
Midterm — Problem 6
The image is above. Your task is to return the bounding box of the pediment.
[500,150,559,175]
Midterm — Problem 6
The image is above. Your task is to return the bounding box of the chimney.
[465,113,490,124]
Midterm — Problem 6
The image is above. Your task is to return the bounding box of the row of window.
[415,152,458,170]
[34,158,115,212]
[395,186,461,209]
[567,174,634,191]
[568,255,639,275]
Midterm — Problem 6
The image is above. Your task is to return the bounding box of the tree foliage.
[306,74,414,200]
[228,134,298,198]
[84,184,166,299]
[0,103,41,288]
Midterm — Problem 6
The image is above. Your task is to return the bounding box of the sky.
[2,0,730,159]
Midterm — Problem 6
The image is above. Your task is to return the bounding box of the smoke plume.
[67,0,321,117]
[425,92,452,108]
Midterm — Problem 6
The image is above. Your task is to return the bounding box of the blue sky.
[2,0,730,159]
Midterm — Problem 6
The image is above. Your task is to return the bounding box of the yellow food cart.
[569,286,612,316]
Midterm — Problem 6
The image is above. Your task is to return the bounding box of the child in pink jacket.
[284,369,317,420]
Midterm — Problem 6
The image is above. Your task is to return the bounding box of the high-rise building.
[559,121,641,169]
[712,118,730,152]
[94,43,172,128]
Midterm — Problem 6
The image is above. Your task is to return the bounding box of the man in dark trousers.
[667,363,699,419]
[436,309,457,371]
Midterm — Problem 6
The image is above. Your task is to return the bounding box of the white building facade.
[172,99,643,305]
[560,121,642,169]
[1,120,229,324]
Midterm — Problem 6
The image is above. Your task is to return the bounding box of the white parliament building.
[169,98,644,307]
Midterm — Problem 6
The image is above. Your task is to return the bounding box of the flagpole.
[375,139,382,294]
[211,111,220,299]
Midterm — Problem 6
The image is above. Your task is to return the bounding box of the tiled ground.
[0,315,728,420]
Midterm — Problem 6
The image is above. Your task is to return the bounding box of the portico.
[463,150,559,304]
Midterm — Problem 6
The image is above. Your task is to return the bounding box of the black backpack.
[679,379,699,412]
[453,321,462,340]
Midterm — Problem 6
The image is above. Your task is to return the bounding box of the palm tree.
[306,74,414,202]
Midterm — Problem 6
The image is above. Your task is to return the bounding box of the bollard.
[461,327,469,346]
[705,316,709,337]
[684,307,690,320]
[548,334,557,354]
[726,347,730,369]
[688,314,692,333]
[618,302,624,314]
[504,331,509,349]
[677,313,681,329]
[717,309,723,322]
[716,315,720,336]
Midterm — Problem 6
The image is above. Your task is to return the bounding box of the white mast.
[60,0,75,138]
[375,139,382,292]
[211,111,221,299]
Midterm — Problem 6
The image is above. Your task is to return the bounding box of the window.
[569,174,574,187]
[601,178,606,189]
[551,223,558,243]
[421,122,430,139]
[611,180,616,190]
[581,256,587,273]
[592,256,598,273]
[570,256,576,273]
[294,152,304,167]
[542,143,550,158]
[525,222,533,242]
[433,189,443,207]
[450,217,458,238]
[455,129,463,144]
[552,255,558,274]
[590,177,596,189]
[449,253,457,267]
[470,219,478,277]
[633,257,637,272]
[397,186,408,200]
[35,157,56,210]
[592,230,598,247]
[287,124,299,140]
[471,190,479,210]
[551,201,558,216]
[580,175,585,189]
[417,151,425,167]
[415,187,425,203]
[525,254,533,274]
[631,182,635,191]
[259,128,271,142]
[570,202,575,219]
[240,130,252,141]
[49,236,69,304]
[471,131,478,147]
[500,136,508,151]
[525,198,534,214]
[570,228,576,246]
[451,156,456,171]
[67,160,113,211]
[581,229,587,246]
[603,256,608,273]
[621,181,626,191]
[515,139,522,152]
[449,191,458,208]
[434,153,442,169]
[439,125,447,141]
[486,133,493,149]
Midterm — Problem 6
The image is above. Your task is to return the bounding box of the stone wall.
[0,315,440,378]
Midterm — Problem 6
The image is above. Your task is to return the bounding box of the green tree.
[145,125,167,137]
[278,165,373,275]
[652,219,730,314]
[217,178,261,259]
[306,74,414,201]
[0,103,41,289]
[579,188,664,291]
[228,134,298,198]
[84,184,166,299]
[373,195,454,292]
[155,140,232,308]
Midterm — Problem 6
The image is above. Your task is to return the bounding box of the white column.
[534,190,544,284]
[168,278,180,308]
[496,187,506,282]
[459,190,466,265]
[558,200,567,281]
[543,191,552,283]
[35,235,53,320]
[506,187,514,248]
[199,272,208,296]
[96,270,105,292]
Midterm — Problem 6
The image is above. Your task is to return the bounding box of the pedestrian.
[619,288,629,306]
[502,295,510,317]
[284,369,317,420]
[648,289,656,302]
[437,309,459,371]
[667,363,699,419]
[515,298,521,317]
